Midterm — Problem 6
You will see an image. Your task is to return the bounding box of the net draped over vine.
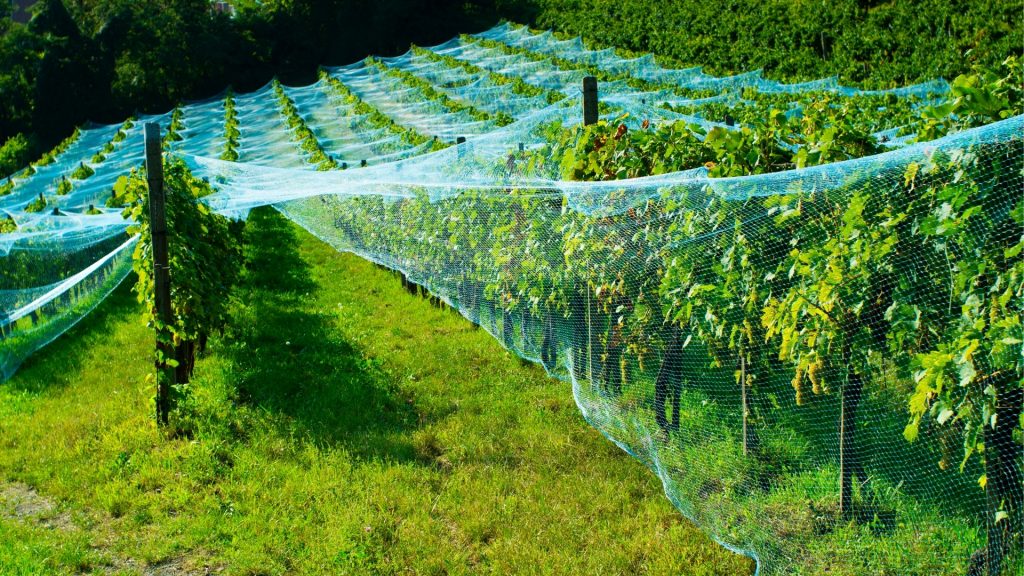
[2,21,1022,575]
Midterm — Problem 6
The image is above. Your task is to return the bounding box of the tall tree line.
[3,0,1021,176]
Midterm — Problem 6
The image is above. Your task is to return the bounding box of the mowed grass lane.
[0,207,754,575]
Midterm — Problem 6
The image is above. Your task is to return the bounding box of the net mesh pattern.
[1,22,1022,575]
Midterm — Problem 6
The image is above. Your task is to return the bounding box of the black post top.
[582,77,599,126]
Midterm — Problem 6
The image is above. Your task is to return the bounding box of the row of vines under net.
[1,21,1021,575]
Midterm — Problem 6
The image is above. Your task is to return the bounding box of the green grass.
[0,517,107,576]
[0,207,754,575]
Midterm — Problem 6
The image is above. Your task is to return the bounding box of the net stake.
[145,122,175,426]
[583,76,598,125]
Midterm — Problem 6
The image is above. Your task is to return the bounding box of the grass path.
[0,207,754,575]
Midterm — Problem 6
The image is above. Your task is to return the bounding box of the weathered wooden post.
[583,76,598,126]
[144,122,175,426]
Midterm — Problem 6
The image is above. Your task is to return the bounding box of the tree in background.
[1,0,1021,172]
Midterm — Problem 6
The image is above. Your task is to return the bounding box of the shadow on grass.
[225,207,418,460]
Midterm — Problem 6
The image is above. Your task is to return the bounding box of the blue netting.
[1,22,1021,575]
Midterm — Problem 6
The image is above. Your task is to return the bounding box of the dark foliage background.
[1,0,1020,175]
[529,0,1023,86]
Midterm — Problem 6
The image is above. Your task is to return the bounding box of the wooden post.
[145,122,175,426]
[838,363,865,521]
[583,76,598,126]
[741,354,748,456]
[982,377,1023,576]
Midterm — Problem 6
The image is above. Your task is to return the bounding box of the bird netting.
[1,21,1021,575]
